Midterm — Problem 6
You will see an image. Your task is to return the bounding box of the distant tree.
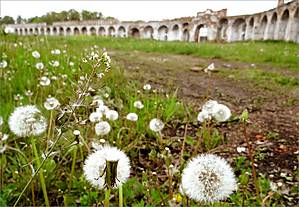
[68,9,80,21]
[16,15,23,24]
[0,16,15,25]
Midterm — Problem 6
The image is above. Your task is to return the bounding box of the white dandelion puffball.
[40,76,51,86]
[69,62,74,66]
[83,145,131,189]
[32,51,40,59]
[50,60,60,67]
[197,110,212,123]
[149,118,164,132]
[202,100,219,115]
[126,113,138,122]
[44,97,60,110]
[89,112,103,123]
[35,62,44,70]
[0,116,3,126]
[0,60,8,68]
[96,105,109,114]
[181,154,237,203]
[8,105,47,137]
[95,121,111,136]
[133,101,144,109]
[143,84,151,91]
[51,49,61,55]
[213,104,231,122]
[105,110,119,121]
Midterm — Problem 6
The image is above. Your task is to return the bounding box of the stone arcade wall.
[6,0,299,43]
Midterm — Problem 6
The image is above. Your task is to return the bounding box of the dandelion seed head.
[69,62,74,66]
[8,105,47,137]
[44,97,60,110]
[105,110,119,121]
[89,112,102,123]
[133,101,144,109]
[213,104,231,122]
[40,76,51,86]
[51,49,61,55]
[0,116,3,126]
[181,154,237,203]
[0,60,8,68]
[73,130,80,136]
[32,51,40,59]
[49,60,59,67]
[95,121,111,136]
[197,110,212,123]
[143,84,151,91]
[83,145,130,189]
[96,105,109,114]
[126,113,138,122]
[35,62,44,70]
[202,100,219,115]
[149,118,164,132]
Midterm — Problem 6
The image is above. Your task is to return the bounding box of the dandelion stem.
[69,145,78,191]
[158,131,163,146]
[179,123,189,164]
[31,138,50,207]
[119,185,123,207]
[104,188,111,207]
[46,110,53,151]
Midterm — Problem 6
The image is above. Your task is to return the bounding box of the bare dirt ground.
[112,50,299,203]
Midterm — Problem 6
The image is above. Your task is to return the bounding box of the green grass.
[0,34,297,206]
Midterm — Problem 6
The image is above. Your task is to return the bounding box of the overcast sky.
[0,0,289,22]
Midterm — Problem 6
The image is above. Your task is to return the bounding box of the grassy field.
[0,34,298,206]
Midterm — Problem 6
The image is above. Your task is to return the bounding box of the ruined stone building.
[5,0,299,43]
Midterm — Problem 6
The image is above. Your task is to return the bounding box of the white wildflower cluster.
[8,105,47,137]
[181,154,237,202]
[197,100,231,123]
[83,145,131,189]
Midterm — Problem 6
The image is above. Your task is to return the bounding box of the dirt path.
[112,50,299,202]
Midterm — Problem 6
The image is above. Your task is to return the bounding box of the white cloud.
[1,1,280,22]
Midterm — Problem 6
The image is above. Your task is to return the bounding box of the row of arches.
[12,7,299,43]
[219,7,298,42]
[15,22,210,43]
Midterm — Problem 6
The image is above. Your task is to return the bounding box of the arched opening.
[158,25,168,41]
[231,18,246,41]
[98,27,106,36]
[143,25,154,39]
[46,27,51,35]
[20,29,23,35]
[268,13,277,40]
[182,22,189,28]
[182,29,190,42]
[218,18,228,41]
[194,24,208,42]
[278,9,289,40]
[52,27,57,35]
[40,28,44,35]
[81,27,87,35]
[29,28,33,35]
[260,15,268,40]
[246,17,255,40]
[34,28,39,35]
[74,27,80,35]
[171,24,179,40]
[90,27,96,35]
[66,27,71,35]
[118,26,126,37]
[108,26,116,36]
[59,27,64,36]
[130,28,140,38]
[15,29,18,34]
[24,28,28,35]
